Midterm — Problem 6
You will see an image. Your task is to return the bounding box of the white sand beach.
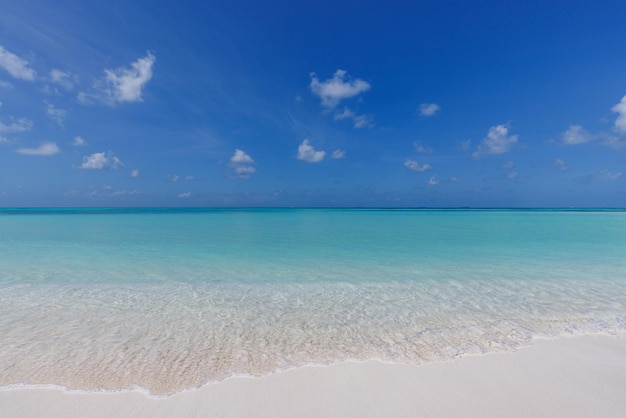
[2,334,625,418]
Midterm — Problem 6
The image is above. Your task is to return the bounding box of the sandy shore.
[2,334,625,418]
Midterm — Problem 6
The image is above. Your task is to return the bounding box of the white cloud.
[73,136,86,146]
[0,117,32,133]
[353,114,373,128]
[230,149,254,165]
[562,124,594,145]
[49,69,75,90]
[0,46,36,81]
[184,175,194,181]
[297,139,325,163]
[502,160,514,169]
[334,107,373,128]
[178,192,191,198]
[233,166,256,177]
[404,159,431,172]
[168,175,180,182]
[76,92,89,103]
[0,80,12,89]
[130,169,140,178]
[473,124,518,157]
[16,142,60,156]
[612,95,626,133]
[331,149,345,159]
[80,151,123,169]
[229,149,256,178]
[554,158,568,170]
[593,170,622,180]
[310,69,370,108]
[458,139,471,150]
[507,171,518,179]
[85,52,155,105]
[0,117,31,143]
[428,175,440,185]
[419,103,440,117]
[413,141,433,154]
[46,103,66,127]
[551,96,626,150]
[603,135,626,150]
[334,108,355,120]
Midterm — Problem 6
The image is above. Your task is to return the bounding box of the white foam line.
[2,334,626,417]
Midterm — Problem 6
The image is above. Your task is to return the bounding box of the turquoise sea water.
[1,208,625,394]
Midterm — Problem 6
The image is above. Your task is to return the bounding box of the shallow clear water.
[1,208,625,394]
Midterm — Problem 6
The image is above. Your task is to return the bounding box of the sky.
[1,0,625,207]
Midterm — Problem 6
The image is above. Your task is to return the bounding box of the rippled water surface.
[1,209,625,394]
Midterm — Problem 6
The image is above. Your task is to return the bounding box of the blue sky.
[1,0,625,207]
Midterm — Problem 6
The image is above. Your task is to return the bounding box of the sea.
[1,208,625,395]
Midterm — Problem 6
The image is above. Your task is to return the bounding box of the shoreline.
[2,333,625,417]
